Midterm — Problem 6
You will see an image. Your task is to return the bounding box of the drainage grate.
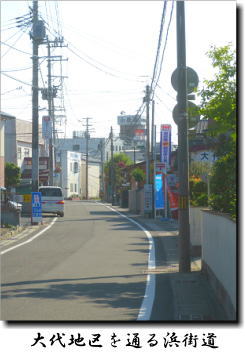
[178,314,203,320]
[144,265,179,274]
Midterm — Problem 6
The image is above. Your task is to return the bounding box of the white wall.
[202,210,236,318]
[189,207,202,247]
[81,161,100,199]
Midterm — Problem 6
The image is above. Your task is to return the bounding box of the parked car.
[0,187,22,211]
[39,186,64,217]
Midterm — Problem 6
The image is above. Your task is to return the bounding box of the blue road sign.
[155,174,164,210]
[32,192,42,223]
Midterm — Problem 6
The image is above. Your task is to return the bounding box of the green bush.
[131,168,145,183]
[190,179,208,207]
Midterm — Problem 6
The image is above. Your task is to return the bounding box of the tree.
[5,162,21,187]
[131,167,146,187]
[104,153,133,195]
[198,44,236,218]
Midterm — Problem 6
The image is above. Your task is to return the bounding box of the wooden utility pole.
[176,1,191,272]
[31,0,39,192]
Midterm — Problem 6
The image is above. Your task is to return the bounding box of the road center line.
[96,202,156,321]
[0,217,57,256]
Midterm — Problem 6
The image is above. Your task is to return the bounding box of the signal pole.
[31,0,39,192]
[176,1,191,272]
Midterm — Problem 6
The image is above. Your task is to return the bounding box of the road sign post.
[31,192,42,224]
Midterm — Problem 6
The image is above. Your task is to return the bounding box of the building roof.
[0,111,16,120]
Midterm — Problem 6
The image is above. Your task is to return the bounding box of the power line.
[67,46,145,83]
[1,39,31,56]
[1,66,32,72]
[150,0,168,92]
[1,72,36,88]
[152,0,175,99]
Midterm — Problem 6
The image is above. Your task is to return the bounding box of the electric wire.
[151,0,175,100]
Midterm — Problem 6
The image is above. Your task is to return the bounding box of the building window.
[73,144,80,151]
[74,184,77,193]
[24,148,30,157]
[70,183,73,192]
[70,162,73,172]
[74,162,78,173]
[17,147,22,160]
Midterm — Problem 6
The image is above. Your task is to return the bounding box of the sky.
[1,0,236,145]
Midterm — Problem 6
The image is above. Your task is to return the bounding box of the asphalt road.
[1,200,168,321]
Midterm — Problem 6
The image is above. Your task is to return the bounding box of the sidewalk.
[0,215,53,246]
[113,204,228,321]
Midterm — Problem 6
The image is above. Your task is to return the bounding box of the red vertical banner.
[167,187,178,210]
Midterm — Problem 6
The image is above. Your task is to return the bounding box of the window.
[24,148,30,157]
[17,147,22,160]
[73,144,80,151]
[70,162,73,172]
[39,187,63,197]
[74,162,78,173]
[70,183,73,192]
[74,184,77,193]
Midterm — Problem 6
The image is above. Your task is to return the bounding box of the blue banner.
[32,192,42,223]
[155,174,164,209]
[160,124,171,168]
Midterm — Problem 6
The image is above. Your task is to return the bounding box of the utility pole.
[82,118,92,200]
[151,100,155,219]
[42,37,68,185]
[47,39,54,185]
[110,126,115,205]
[176,1,191,272]
[31,0,39,192]
[153,125,157,219]
[151,100,155,161]
[145,85,151,185]
[98,139,104,199]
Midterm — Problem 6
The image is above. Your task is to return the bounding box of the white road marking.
[0,217,57,255]
[96,202,156,321]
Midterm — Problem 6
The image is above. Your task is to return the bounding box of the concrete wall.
[81,161,100,199]
[202,210,236,319]
[189,207,203,254]
[128,189,144,214]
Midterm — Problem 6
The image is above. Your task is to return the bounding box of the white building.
[80,157,100,199]
[0,112,16,186]
[56,150,82,199]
